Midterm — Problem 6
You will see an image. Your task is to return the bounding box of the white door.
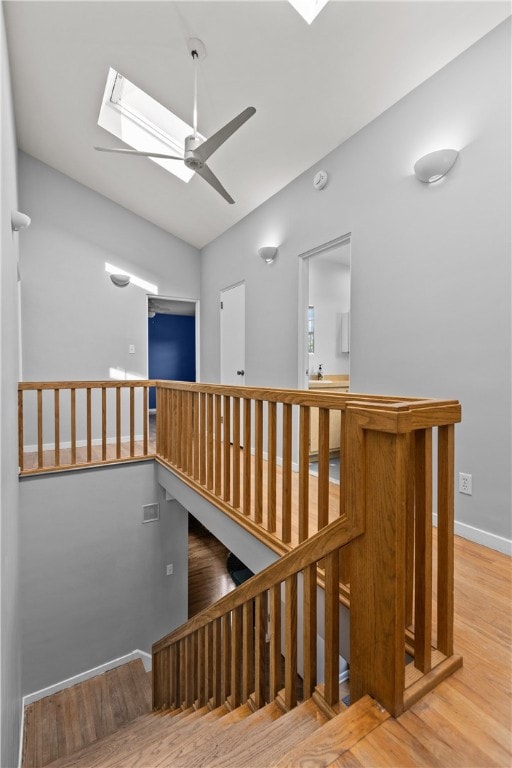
[220,282,245,385]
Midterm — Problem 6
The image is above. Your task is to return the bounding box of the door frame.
[297,233,351,389]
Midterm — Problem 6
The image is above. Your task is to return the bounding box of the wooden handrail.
[18,379,154,473]
[153,513,361,714]
[153,513,361,653]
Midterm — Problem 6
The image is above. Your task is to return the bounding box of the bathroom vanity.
[308,375,349,457]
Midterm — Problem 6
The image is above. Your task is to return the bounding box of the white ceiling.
[4,1,510,249]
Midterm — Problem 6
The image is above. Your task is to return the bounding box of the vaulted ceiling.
[4,1,510,248]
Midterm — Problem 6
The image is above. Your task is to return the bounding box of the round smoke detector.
[313,170,328,191]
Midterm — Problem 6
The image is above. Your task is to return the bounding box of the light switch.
[129,344,135,354]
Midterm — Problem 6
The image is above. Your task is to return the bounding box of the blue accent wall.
[148,314,196,408]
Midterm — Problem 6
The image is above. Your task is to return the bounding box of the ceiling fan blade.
[195,164,235,204]
[195,107,256,162]
[94,146,183,161]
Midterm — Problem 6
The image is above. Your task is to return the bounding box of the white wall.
[200,20,511,548]
[18,152,201,383]
[19,462,188,696]
[0,7,22,766]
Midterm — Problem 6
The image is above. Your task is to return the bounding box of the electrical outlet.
[459,472,472,495]
[166,564,174,576]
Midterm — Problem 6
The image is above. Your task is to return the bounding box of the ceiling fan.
[95,38,256,204]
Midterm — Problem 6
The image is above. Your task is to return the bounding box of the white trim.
[433,514,511,555]
[23,435,144,453]
[22,650,152,707]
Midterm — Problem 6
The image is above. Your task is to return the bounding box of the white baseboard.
[433,514,511,555]
[22,649,152,707]
[24,436,144,453]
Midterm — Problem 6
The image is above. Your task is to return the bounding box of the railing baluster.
[199,392,206,485]
[230,607,242,708]
[212,617,222,708]
[18,388,24,472]
[129,386,135,458]
[188,391,194,472]
[302,563,317,699]
[281,403,292,543]
[254,400,263,524]
[284,574,298,710]
[299,405,310,543]
[101,386,107,461]
[437,424,455,656]
[324,550,340,707]
[54,389,60,467]
[116,387,122,459]
[317,407,330,530]
[254,592,266,709]
[242,600,254,703]
[197,625,206,707]
[193,392,200,481]
[267,401,277,533]
[232,397,241,508]
[205,622,213,706]
[269,584,281,700]
[243,398,252,516]
[405,433,415,626]
[143,385,149,456]
[70,388,76,465]
[223,395,231,502]
[414,428,433,673]
[86,387,92,463]
[215,394,222,495]
[37,389,43,468]
[207,393,214,490]
[221,613,231,704]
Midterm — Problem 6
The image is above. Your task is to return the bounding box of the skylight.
[288,0,329,24]
[98,68,204,183]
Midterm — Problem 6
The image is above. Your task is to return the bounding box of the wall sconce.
[414,149,459,183]
[110,273,131,288]
[258,246,278,264]
[11,210,31,231]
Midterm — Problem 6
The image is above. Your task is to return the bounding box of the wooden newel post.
[347,403,408,717]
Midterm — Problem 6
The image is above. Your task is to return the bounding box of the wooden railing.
[18,380,154,474]
[17,379,463,715]
[153,513,361,716]
[152,382,462,717]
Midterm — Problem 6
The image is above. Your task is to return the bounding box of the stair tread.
[272,695,390,768]
[202,698,329,768]
[100,701,282,768]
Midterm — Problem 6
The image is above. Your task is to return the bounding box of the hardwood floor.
[338,534,512,767]
[22,659,151,768]
[188,513,236,617]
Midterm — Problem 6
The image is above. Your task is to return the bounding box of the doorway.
[298,235,351,389]
[147,296,200,409]
[298,235,351,482]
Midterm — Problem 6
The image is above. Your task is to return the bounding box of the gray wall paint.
[0,7,22,765]
[19,462,188,695]
[18,152,201,384]
[200,21,511,545]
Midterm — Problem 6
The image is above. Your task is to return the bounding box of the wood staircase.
[23,662,389,768]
